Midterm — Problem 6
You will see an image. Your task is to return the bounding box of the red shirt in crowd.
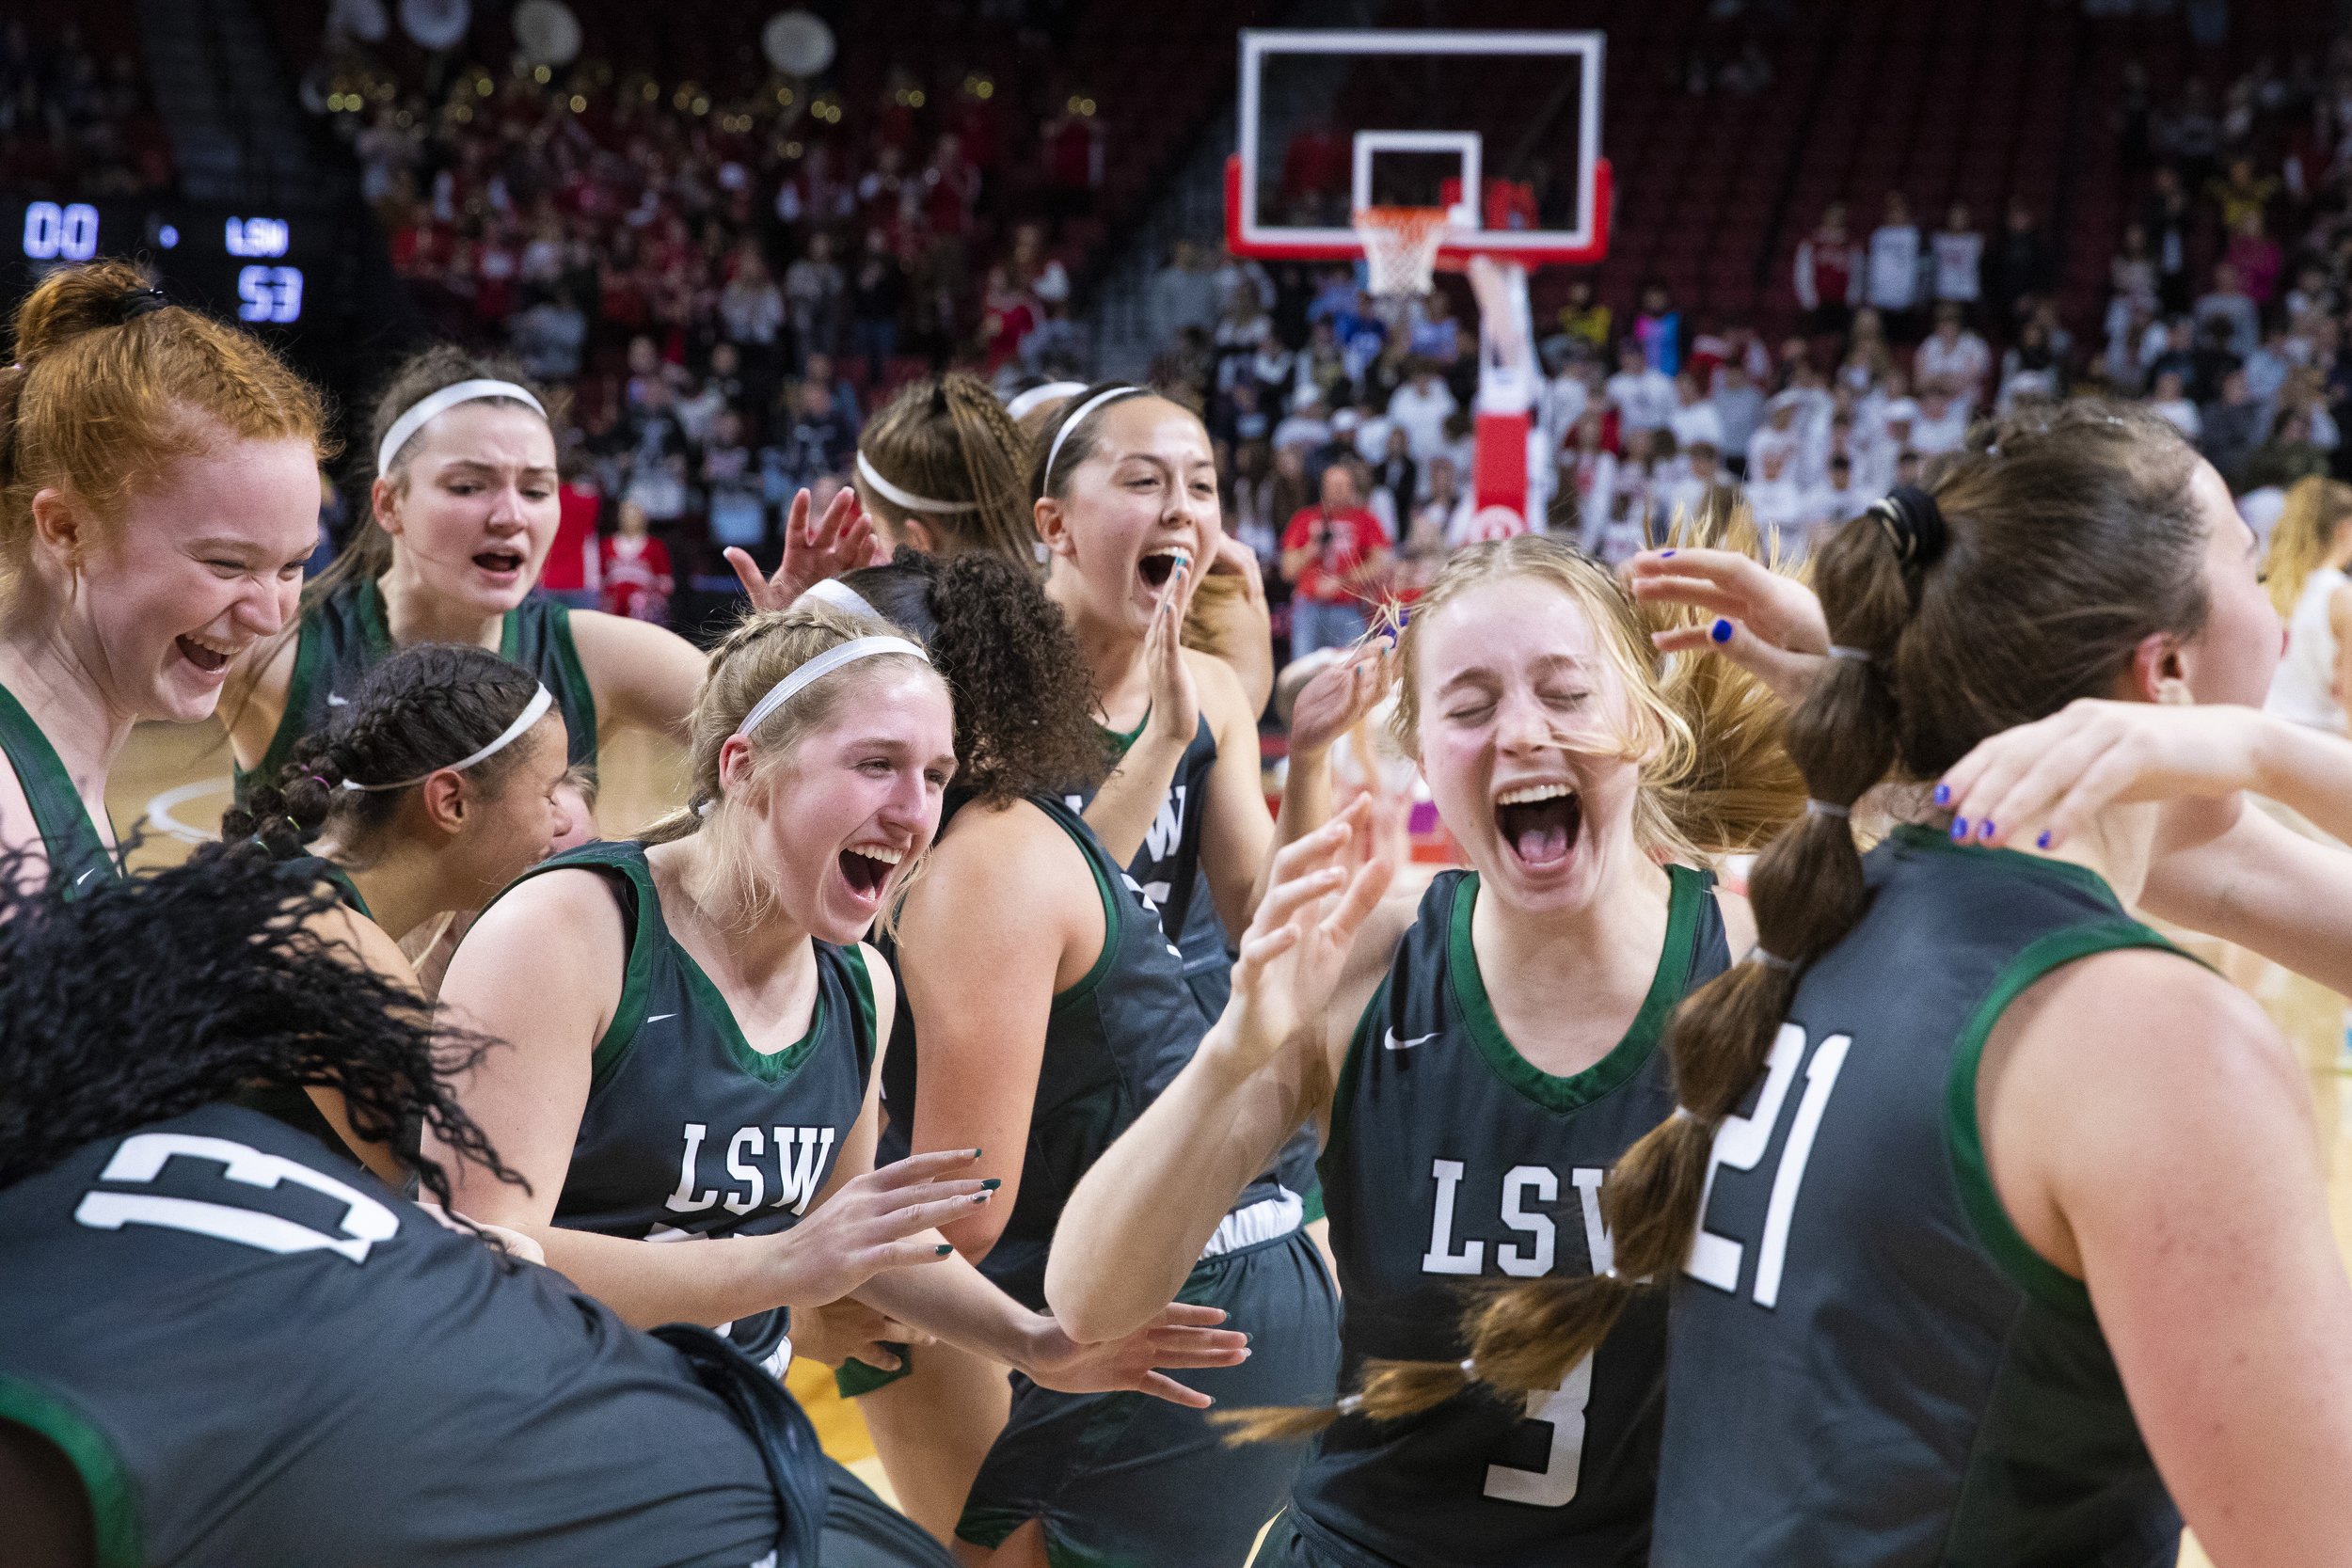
[598,533,673,623]
[1280,503,1391,604]
[542,480,603,594]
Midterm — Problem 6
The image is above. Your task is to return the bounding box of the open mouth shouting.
[173,630,239,677]
[471,545,528,585]
[1494,782,1581,872]
[836,838,906,911]
[1136,546,1189,597]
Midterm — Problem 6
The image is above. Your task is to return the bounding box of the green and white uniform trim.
[1656,824,2192,1568]
[0,679,116,893]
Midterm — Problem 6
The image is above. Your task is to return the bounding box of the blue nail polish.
[1932,783,1951,806]
[1978,819,1996,842]
[1949,816,1969,841]
[1661,549,1677,558]
[1709,618,1733,644]
[2036,830,2053,849]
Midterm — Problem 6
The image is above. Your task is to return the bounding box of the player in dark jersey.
[1469,404,2352,1566]
[0,260,324,889]
[432,601,1241,1396]
[223,344,872,804]
[1049,535,1798,1568]
[835,549,1340,1567]
[0,843,976,1568]
[211,641,568,1175]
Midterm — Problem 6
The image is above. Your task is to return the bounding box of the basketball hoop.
[1353,205,1452,300]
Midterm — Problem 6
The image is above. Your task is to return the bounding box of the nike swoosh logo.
[74,867,97,886]
[326,692,349,706]
[645,1011,678,1023]
[1383,1029,1438,1052]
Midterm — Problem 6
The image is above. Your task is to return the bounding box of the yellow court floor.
[103,721,2352,1562]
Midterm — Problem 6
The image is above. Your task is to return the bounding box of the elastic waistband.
[1200,1188,1305,1260]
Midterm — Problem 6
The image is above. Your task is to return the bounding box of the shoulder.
[928,797,1076,882]
[564,607,703,669]
[854,937,897,1039]
[1323,884,1427,1067]
[472,863,630,962]
[1182,645,1255,733]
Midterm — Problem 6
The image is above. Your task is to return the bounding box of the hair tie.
[855,450,972,515]
[1804,800,1851,819]
[298,772,330,790]
[117,287,169,322]
[1748,946,1795,973]
[1043,385,1145,485]
[793,577,882,620]
[339,686,553,793]
[1335,1392,1364,1416]
[1458,1357,1477,1377]
[376,378,549,477]
[281,816,303,836]
[1826,644,1872,662]
[1869,484,1947,566]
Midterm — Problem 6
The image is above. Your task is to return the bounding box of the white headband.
[340,685,553,793]
[732,636,929,741]
[376,378,549,477]
[793,578,882,620]
[1043,386,1145,485]
[855,451,971,515]
[1005,379,1089,421]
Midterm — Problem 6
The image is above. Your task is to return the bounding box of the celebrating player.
[0,260,324,885]
[1484,404,2352,1565]
[837,548,1338,1567]
[1048,534,1797,1567]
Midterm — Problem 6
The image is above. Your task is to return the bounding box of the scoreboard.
[2,197,361,391]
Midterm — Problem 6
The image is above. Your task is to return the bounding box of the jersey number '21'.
[1687,1023,1852,1307]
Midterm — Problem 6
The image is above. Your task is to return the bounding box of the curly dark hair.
[220,642,547,861]
[844,548,1112,805]
[0,844,522,1205]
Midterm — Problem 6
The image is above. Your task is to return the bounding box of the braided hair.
[0,844,521,1210]
[1358,400,2212,1420]
[220,643,548,861]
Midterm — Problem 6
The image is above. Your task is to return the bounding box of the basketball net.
[1353,205,1452,304]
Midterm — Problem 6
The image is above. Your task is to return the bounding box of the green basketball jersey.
[0,679,116,893]
[1656,826,2188,1568]
[237,577,597,802]
[500,840,877,1370]
[879,790,1292,1311]
[1300,864,1727,1568]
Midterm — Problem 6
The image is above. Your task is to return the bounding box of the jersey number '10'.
[1687,1023,1852,1307]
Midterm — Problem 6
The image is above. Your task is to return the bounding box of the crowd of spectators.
[1130,20,2352,667]
[0,18,171,196]
[319,41,1104,633]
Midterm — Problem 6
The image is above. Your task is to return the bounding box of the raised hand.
[788,1296,932,1371]
[1935,699,2270,851]
[1223,796,1395,1076]
[1022,1302,1251,1407]
[1621,546,1829,707]
[1139,548,1201,752]
[725,483,878,611]
[1288,637,1396,765]
[764,1148,993,1307]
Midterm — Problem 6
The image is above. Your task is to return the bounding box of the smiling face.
[723,664,957,942]
[56,434,320,721]
[373,402,559,616]
[1412,576,1656,914]
[1040,396,1223,641]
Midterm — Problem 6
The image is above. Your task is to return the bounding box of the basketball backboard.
[1227,29,1611,268]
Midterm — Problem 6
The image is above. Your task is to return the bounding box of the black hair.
[221,643,548,860]
[844,547,1112,804]
[0,845,521,1205]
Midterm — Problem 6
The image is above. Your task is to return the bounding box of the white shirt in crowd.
[1669,399,1725,454]
[2267,564,2350,733]
[1867,222,1923,311]
[1931,229,1983,303]
[1914,329,1992,398]
[1386,378,1460,464]
[1910,396,1972,456]
[1562,448,1620,552]
[1746,419,1804,484]
[1607,366,1679,433]
[1539,372,1591,454]
[2150,396,2202,440]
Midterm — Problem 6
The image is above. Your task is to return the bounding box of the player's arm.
[1263,641,1394,905]
[434,871,981,1328]
[564,608,708,743]
[0,1421,91,1568]
[1049,806,1400,1343]
[1191,647,1278,936]
[1984,950,2352,1567]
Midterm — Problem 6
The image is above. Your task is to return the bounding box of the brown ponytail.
[1406,401,2213,1418]
[854,372,1037,565]
[1,259,327,585]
